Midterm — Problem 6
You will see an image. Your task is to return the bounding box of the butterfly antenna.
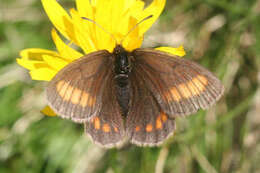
[81,17,118,44]
[120,15,153,45]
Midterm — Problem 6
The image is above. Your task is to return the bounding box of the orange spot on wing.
[64,85,74,101]
[80,92,95,107]
[94,117,100,130]
[56,80,65,91]
[103,123,111,133]
[161,112,168,122]
[57,81,69,98]
[197,75,208,85]
[114,127,119,132]
[168,75,208,102]
[187,81,200,95]
[56,80,95,106]
[71,88,82,104]
[146,124,153,132]
[156,116,163,129]
[169,87,182,101]
[135,126,141,132]
[80,92,89,107]
[178,83,192,98]
[192,76,206,92]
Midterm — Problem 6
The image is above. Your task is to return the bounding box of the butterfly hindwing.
[84,72,125,148]
[46,50,112,123]
[132,48,224,117]
[126,71,176,146]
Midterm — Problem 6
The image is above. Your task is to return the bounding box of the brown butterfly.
[46,16,224,148]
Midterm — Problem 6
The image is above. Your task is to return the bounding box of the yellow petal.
[129,0,145,22]
[128,0,145,19]
[16,58,46,70]
[17,48,58,71]
[90,0,98,7]
[20,48,59,61]
[41,106,57,116]
[95,0,117,51]
[75,0,97,53]
[51,29,83,61]
[76,0,94,19]
[43,55,68,71]
[41,0,78,45]
[156,46,186,57]
[29,68,57,81]
[137,0,166,36]
[110,0,127,34]
[123,17,143,51]
[70,9,97,53]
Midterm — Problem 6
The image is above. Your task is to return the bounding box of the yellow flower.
[17,0,186,116]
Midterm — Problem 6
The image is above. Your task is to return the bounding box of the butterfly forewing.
[132,48,224,117]
[84,72,125,148]
[47,50,112,123]
[126,71,176,146]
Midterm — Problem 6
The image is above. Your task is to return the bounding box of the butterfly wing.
[84,72,125,148]
[46,50,113,123]
[126,71,176,146]
[131,48,224,117]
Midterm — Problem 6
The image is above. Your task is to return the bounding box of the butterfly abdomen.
[113,45,133,116]
[115,80,130,116]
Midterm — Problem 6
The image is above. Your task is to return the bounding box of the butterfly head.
[113,45,125,55]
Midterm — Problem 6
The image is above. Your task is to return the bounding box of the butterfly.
[46,43,224,147]
[46,15,224,148]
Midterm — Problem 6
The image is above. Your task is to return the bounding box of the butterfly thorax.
[113,45,132,115]
[114,45,132,81]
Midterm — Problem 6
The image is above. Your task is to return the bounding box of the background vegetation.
[1,0,260,172]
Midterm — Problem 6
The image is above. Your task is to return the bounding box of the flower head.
[17,0,186,115]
